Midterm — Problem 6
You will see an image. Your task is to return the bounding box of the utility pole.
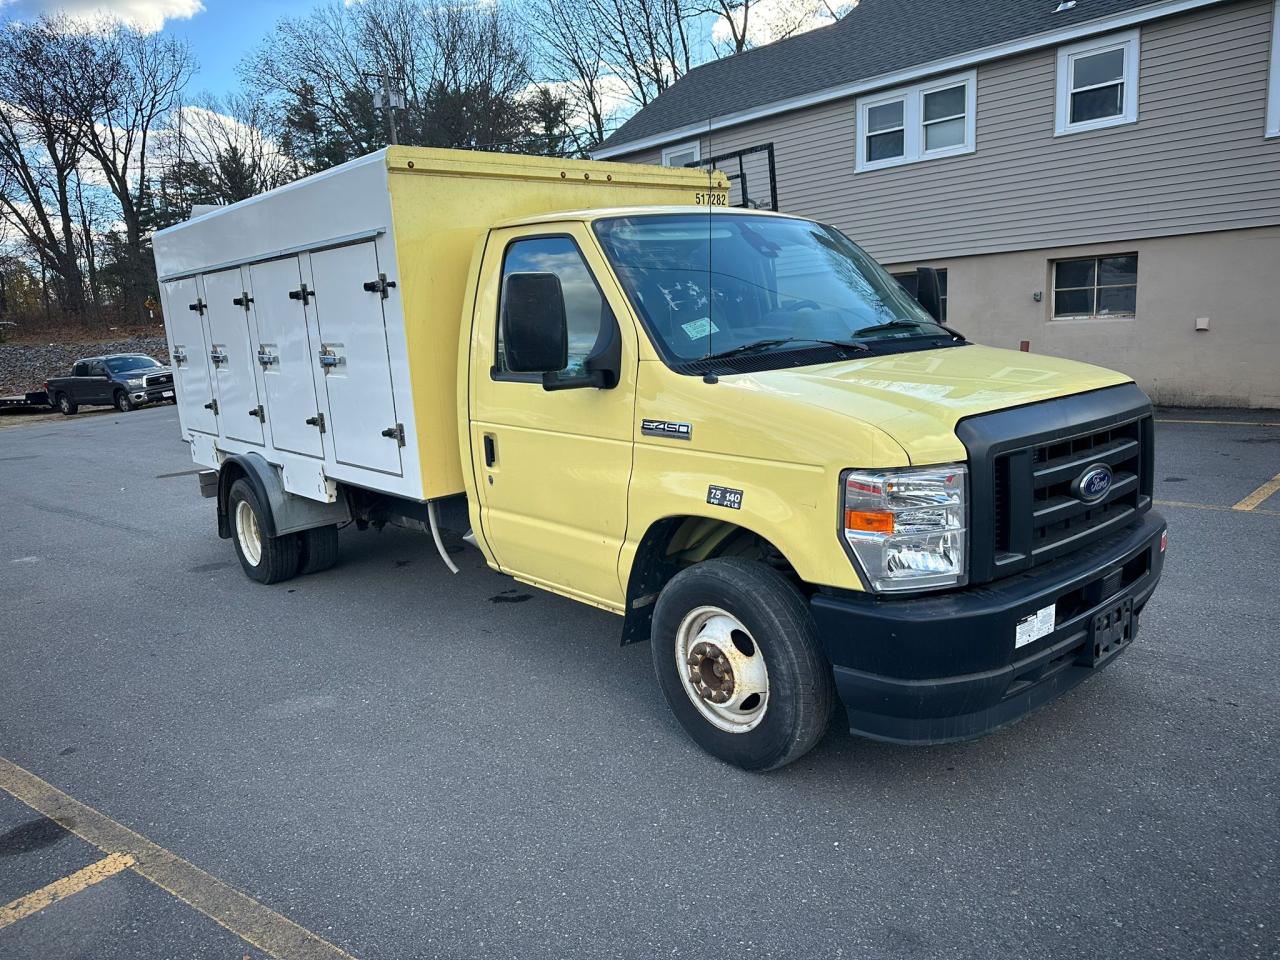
[368,71,404,146]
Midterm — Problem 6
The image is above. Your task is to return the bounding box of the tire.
[56,393,77,415]
[651,557,835,772]
[228,478,300,584]
[297,524,339,575]
[113,390,133,412]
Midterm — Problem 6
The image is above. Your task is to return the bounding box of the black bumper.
[811,511,1166,745]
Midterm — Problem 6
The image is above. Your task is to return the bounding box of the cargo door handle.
[363,274,397,299]
[483,434,496,467]
[288,284,313,304]
[381,423,406,446]
[249,405,265,421]
[203,399,219,414]
[188,299,205,314]
[173,349,187,365]
[233,292,254,309]
[305,413,326,432]
[257,349,278,366]
[209,349,228,365]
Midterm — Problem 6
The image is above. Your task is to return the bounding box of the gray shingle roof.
[599,0,1181,151]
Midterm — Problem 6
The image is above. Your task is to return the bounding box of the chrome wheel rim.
[674,605,768,733]
[235,500,263,566]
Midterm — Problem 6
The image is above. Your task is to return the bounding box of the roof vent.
[1054,1,1077,10]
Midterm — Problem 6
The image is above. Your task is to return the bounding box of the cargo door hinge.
[362,273,397,299]
[288,284,313,304]
[306,412,326,433]
[381,423,406,446]
[203,398,219,414]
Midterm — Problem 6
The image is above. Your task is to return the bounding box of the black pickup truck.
[45,354,175,415]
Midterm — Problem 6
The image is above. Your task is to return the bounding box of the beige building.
[595,0,1280,407]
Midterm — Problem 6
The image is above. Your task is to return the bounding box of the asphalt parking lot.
[1,404,1277,960]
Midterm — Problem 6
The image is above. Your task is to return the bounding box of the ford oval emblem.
[1073,463,1114,503]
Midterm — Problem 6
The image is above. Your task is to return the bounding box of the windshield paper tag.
[681,317,719,340]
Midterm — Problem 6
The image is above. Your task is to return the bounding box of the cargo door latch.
[381,423,406,446]
[363,274,397,299]
[188,298,205,314]
[233,292,254,310]
[288,284,313,304]
[203,398,219,414]
[248,405,265,422]
[306,413,326,433]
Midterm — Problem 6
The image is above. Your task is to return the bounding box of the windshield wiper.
[701,337,870,362]
[852,319,966,340]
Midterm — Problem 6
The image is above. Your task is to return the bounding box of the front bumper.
[134,386,176,404]
[811,511,1166,744]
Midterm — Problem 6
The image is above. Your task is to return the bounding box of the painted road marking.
[1155,418,1280,427]
[1231,472,1280,512]
[1156,499,1280,518]
[0,853,134,930]
[0,757,357,960]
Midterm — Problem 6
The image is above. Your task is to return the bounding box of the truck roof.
[493,204,799,229]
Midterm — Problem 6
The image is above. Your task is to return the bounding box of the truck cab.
[460,206,1165,769]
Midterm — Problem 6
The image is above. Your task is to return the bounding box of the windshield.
[106,356,160,374]
[593,213,951,365]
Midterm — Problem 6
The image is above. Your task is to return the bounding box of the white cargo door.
[248,257,324,459]
[164,276,217,435]
[308,243,403,476]
[203,267,265,445]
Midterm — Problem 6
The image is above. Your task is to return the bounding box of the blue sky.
[2,0,316,96]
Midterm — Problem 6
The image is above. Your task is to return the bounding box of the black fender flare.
[215,453,278,540]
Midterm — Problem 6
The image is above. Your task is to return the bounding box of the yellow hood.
[730,344,1133,465]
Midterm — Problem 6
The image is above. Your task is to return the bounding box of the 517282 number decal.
[694,192,727,206]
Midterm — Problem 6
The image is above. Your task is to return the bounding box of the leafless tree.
[169,93,294,204]
[0,18,91,317]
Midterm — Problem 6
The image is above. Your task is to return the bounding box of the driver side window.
[495,236,611,380]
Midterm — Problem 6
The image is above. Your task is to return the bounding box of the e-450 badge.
[641,419,691,440]
[707,485,743,510]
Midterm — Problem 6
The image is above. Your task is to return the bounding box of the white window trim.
[1266,0,1280,137]
[661,141,701,167]
[854,70,977,173]
[1054,29,1140,136]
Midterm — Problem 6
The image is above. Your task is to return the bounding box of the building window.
[661,141,700,168]
[855,71,976,172]
[1267,0,1280,137]
[891,270,948,322]
[1052,254,1137,318]
[1055,30,1139,135]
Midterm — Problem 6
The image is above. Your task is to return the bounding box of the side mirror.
[914,267,943,322]
[501,272,568,373]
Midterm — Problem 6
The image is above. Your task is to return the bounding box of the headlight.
[127,377,145,387]
[842,464,967,592]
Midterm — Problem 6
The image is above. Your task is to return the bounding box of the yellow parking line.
[0,758,357,960]
[1155,418,1280,427]
[1157,499,1280,517]
[1232,472,1280,512]
[0,853,134,930]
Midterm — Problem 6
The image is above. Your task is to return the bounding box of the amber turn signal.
[844,509,895,534]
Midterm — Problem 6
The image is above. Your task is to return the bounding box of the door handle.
[203,399,218,414]
[248,405,265,421]
[483,434,496,467]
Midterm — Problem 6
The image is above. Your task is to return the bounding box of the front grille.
[959,384,1155,585]
[145,372,173,388]
[988,417,1152,568]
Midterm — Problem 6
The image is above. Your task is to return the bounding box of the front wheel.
[113,390,134,412]
[651,558,835,771]
[228,478,299,584]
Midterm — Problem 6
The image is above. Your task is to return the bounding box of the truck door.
[307,242,403,476]
[248,257,324,459]
[202,267,265,445]
[467,226,638,609]
[163,276,217,435]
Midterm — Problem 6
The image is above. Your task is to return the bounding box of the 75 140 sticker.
[707,485,743,510]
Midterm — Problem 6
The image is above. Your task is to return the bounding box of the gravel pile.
[0,335,170,396]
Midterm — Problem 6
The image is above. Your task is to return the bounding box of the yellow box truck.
[153,147,1167,770]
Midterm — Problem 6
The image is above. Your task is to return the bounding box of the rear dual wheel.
[652,558,835,772]
[228,479,339,584]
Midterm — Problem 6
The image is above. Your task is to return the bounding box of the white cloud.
[0,0,204,33]
[711,0,857,50]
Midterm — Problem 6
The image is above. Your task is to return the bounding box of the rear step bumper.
[811,511,1166,744]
